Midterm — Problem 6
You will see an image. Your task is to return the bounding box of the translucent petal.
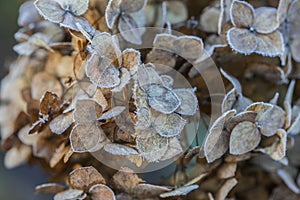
[229,121,261,155]
[160,137,183,161]
[215,178,238,200]
[18,1,40,26]
[145,84,181,114]
[121,48,141,75]
[111,68,131,92]
[60,13,92,32]
[85,53,121,88]
[137,64,163,89]
[255,31,284,57]
[174,36,204,62]
[160,75,174,89]
[91,32,122,63]
[173,88,198,116]
[49,112,73,135]
[62,0,89,16]
[35,183,66,193]
[98,106,126,120]
[230,0,254,27]
[34,0,65,23]
[254,7,279,34]
[54,189,84,200]
[105,0,122,29]
[118,15,145,45]
[277,0,293,24]
[227,27,257,55]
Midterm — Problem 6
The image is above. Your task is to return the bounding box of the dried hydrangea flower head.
[227,0,284,56]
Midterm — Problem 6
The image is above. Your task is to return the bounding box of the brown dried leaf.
[230,0,254,27]
[39,91,61,118]
[121,48,141,75]
[225,111,257,132]
[204,110,236,163]
[215,178,238,200]
[89,184,116,200]
[4,145,31,169]
[68,166,106,190]
[50,142,69,168]
[229,121,261,155]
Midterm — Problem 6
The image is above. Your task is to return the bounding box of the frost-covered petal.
[230,0,254,28]
[255,31,284,57]
[34,0,65,23]
[227,27,257,55]
[254,7,279,34]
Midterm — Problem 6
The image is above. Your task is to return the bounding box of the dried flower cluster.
[1,0,300,199]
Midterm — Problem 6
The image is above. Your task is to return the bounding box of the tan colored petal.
[291,35,300,62]
[50,112,74,135]
[217,162,237,179]
[34,0,65,23]
[277,0,293,24]
[174,36,204,63]
[153,113,186,137]
[229,121,261,155]
[4,145,31,169]
[160,137,183,161]
[112,167,143,193]
[104,143,138,156]
[160,185,199,198]
[89,184,116,200]
[204,110,236,163]
[68,166,106,190]
[133,183,171,198]
[227,27,257,55]
[200,7,220,33]
[255,31,284,57]
[35,183,66,193]
[230,0,254,27]
[53,189,85,200]
[254,7,279,34]
[73,99,101,124]
[111,68,131,93]
[120,0,146,13]
[121,48,141,75]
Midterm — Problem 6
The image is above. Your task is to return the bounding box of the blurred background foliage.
[0,0,50,199]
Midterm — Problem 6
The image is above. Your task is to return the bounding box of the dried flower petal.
[120,0,146,13]
[89,184,116,200]
[68,166,106,190]
[137,64,163,88]
[35,183,66,193]
[112,167,143,193]
[18,2,40,26]
[160,185,199,198]
[217,162,237,179]
[229,121,261,155]
[204,110,236,163]
[118,15,145,45]
[133,183,171,198]
[53,189,85,200]
[50,142,69,168]
[255,31,284,57]
[277,169,300,194]
[254,7,279,34]
[35,0,65,23]
[173,88,198,116]
[153,113,186,137]
[227,27,257,55]
[73,99,101,124]
[70,124,104,152]
[145,84,181,114]
[112,68,131,93]
[4,145,31,169]
[50,112,73,135]
[104,143,138,156]
[98,106,126,120]
[85,53,121,88]
[105,0,121,29]
[136,129,168,162]
[160,137,183,161]
[290,35,300,62]
[230,0,254,28]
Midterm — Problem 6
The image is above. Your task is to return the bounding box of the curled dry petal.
[160,185,199,198]
[173,88,198,116]
[204,110,236,163]
[230,0,255,28]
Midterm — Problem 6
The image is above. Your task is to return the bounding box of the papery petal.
[230,0,254,28]
[254,7,279,34]
[255,31,284,57]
